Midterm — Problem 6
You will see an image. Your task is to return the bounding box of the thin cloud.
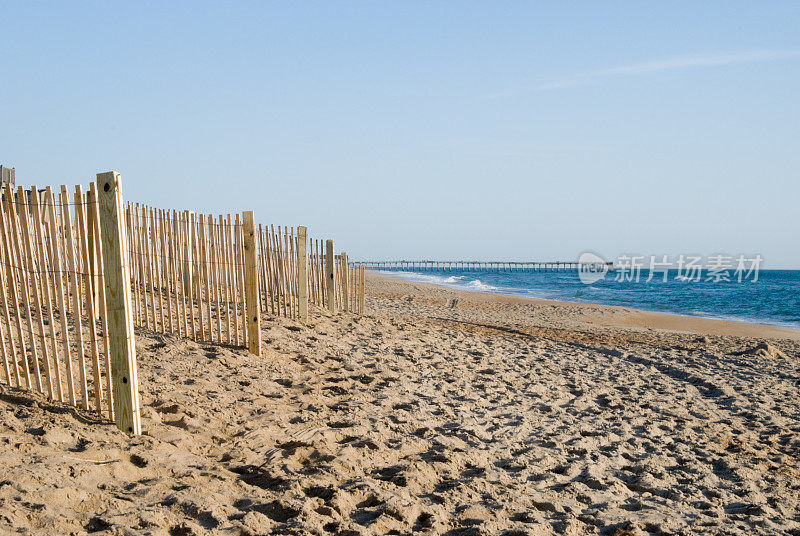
[595,49,800,76]
[486,49,800,97]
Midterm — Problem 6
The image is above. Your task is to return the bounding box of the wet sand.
[1,272,799,535]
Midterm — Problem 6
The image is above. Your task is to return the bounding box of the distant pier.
[353,260,613,272]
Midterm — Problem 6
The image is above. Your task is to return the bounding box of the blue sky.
[1,2,799,266]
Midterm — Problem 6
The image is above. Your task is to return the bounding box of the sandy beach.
[2,271,799,535]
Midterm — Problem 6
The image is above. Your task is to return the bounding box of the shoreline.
[368,270,800,340]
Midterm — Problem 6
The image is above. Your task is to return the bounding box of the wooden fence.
[125,206,251,347]
[124,212,366,342]
[258,227,366,320]
[0,183,116,419]
[0,173,366,435]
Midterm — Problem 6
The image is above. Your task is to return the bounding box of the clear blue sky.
[2,2,798,266]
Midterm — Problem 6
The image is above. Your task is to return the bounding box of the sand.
[1,272,799,535]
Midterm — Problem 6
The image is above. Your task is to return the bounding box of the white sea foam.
[380,271,466,285]
[465,279,498,291]
[380,271,500,293]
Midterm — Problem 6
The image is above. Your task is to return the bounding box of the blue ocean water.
[379,268,800,330]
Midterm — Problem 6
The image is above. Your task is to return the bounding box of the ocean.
[378,268,800,329]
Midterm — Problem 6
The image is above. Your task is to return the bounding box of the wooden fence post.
[341,252,349,313]
[243,211,261,355]
[96,171,141,435]
[359,265,365,315]
[325,239,335,313]
[297,226,309,323]
[184,210,194,295]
